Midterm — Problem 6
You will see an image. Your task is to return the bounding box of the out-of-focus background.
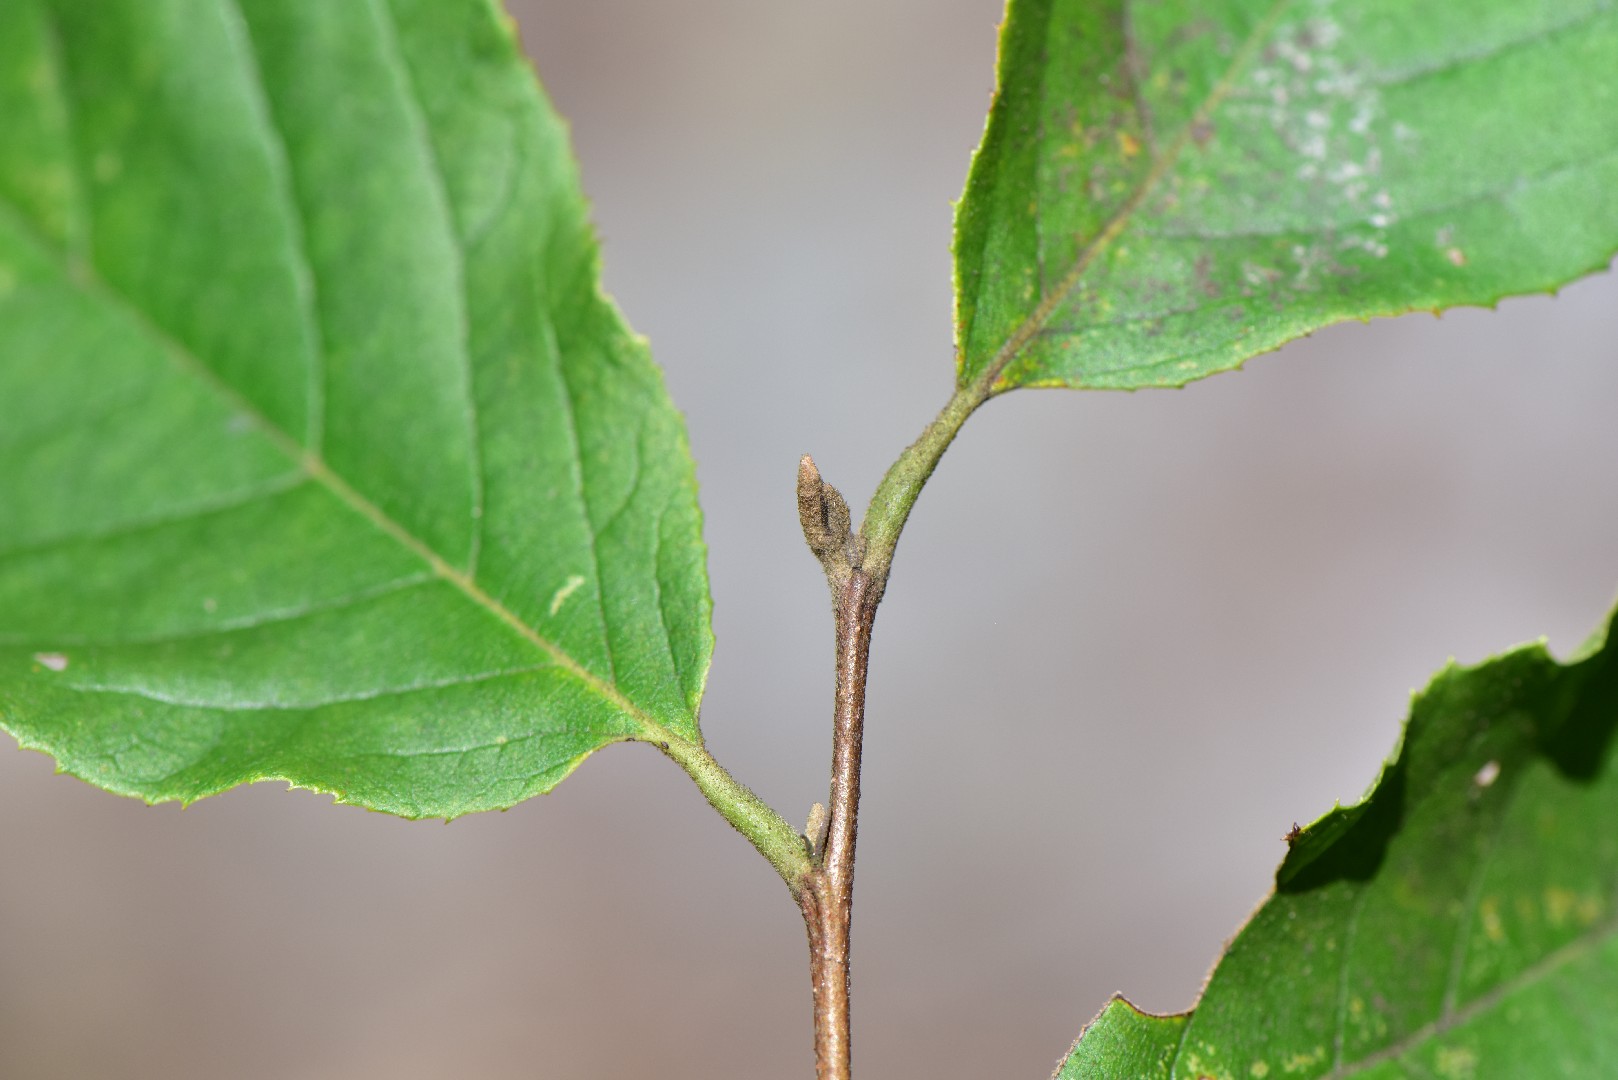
[3,2,1617,1077]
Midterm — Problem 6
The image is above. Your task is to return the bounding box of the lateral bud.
[797,455,863,585]
[804,801,831,862]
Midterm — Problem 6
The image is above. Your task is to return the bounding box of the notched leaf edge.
[1055,601,1618,1077]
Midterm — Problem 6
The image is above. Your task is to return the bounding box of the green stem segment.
[658,734,811,893]
[664,367,999,1078]
[793,370,998,1079]
[859,367,997,595]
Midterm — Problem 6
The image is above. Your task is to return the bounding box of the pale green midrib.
[985,0,1618,391]
[994,0,1296,384]
[221,0,487,573]
[0,190,692,753]
[6,0,677,741]
[970,0,1296,392]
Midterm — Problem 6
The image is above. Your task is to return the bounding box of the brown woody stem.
[794,375,987,1077]
[799,569,878,1080]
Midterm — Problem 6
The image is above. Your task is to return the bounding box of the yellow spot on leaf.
[1281,1046,1326,1073]
[1250,1062,1270,1078]
[1117,130,1142,158]
[1546,886,1578,927]
[1544,886,1602,928]
[1480,896,1505,943]
[548,574,587,617]
[1435,1046,1478,1078]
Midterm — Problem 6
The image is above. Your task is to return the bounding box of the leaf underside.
[0,0,713,818]
[1057,609,1618,1079]
[958,0,1618,392]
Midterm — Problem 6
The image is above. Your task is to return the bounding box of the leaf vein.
[1120,0,1158,157]
[216,0,330,453]
[1440,800,1509,1016]
[1138,144,1618,244]
[1332,902,1618,1076]
[338,726,612,762]
[0,471,307,561]
[977,0,1297,392]
[547,318,620,691]
[32,2,91,267]
[371,0,486,577]
[1331,885,1373,1074]
[60,663,553,712]
[0,170,674,746]
[1361,2,1616,93]
[652,497,689,717]
[1,573,433,648]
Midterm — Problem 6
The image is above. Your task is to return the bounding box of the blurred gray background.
[3,2,1616,1078]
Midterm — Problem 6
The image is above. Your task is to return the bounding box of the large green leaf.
[1056,610,1618,1078]
[0,0,713,818]
[957,0,1618,391]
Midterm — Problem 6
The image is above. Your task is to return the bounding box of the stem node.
[801,570,878,1080]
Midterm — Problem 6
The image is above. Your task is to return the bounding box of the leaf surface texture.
[1058,611,1618,1078]
[958,0,1618,390]
[0,0,712,818]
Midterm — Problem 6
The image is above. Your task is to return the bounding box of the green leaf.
[957,0,1618,392]
[1055,998,1186,1078]
[1057,610,1618,1079]
[0,0,713,819]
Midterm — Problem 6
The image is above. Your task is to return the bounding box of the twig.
[793,370,987,1076]
[799,568,877,1080]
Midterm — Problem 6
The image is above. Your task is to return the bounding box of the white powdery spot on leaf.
[1246,0,1400,281]
[33,652,69,672]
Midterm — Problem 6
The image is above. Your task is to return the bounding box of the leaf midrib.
[0,187,680,745]
[981,0,1618,394]
[973,0,1297,393]
[4,0,688,741]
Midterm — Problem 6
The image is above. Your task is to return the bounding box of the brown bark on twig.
[799,569,878,1080]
